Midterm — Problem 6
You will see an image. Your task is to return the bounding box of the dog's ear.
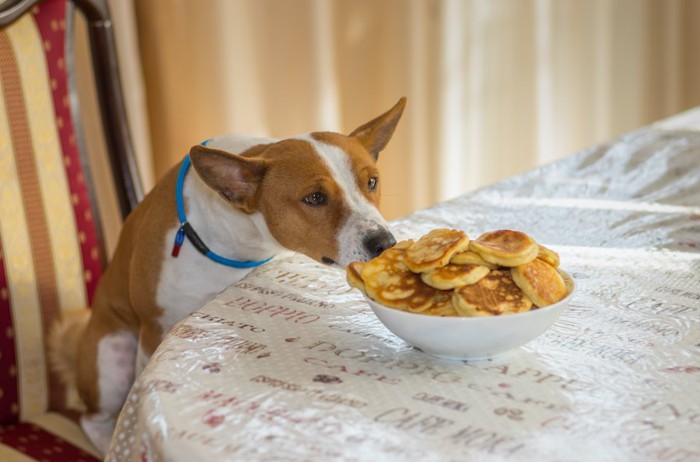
[189,145,267,213]
[349,97,406,161]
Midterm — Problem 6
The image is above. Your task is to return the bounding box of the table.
[106,110,700,462]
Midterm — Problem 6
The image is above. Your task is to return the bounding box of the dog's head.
[189,98,406,267]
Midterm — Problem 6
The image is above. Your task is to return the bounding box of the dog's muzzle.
[363,229,396,259]
[336,214,396,266]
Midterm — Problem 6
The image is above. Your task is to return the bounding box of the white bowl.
[366,270,575,361]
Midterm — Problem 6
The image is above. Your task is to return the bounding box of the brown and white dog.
[49,98,405,454]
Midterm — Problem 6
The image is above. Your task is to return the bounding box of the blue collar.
[171,141,273,269]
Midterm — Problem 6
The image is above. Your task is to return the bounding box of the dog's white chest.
[155,232,254,333]
[153,144,284,335]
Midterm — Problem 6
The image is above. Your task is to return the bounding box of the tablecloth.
[106,112,700,462]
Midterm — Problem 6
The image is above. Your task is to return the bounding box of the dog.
[49,98,405,454]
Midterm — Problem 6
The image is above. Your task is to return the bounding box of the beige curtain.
[123,0,699,221]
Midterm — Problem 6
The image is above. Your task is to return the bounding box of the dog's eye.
[303,192,327,206]
[368,177,378,191]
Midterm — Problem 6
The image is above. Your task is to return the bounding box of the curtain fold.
[130,0,700,220]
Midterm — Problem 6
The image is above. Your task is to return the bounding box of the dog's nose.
[363,230,397,259]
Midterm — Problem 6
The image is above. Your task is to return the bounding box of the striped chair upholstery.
[0,0,141,459]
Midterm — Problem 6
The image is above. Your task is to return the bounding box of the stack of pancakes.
[347,228,568,317]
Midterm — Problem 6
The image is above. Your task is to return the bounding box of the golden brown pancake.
[420,293,459,316]
[511,258,567,307]
[392,239,415,251]
[537,244,560,268]
[404,228,469,273]
[346,261,366,291]
[361,243,449,312]
[452,270,533,316]
[450,250,499,269]
[469,230,539,267]
[420,263,490,290]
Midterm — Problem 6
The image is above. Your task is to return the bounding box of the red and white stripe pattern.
[0,0,103,459]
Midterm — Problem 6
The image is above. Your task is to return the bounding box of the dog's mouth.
[321,256,337,266]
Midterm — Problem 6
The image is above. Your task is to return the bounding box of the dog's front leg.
[77,312,138,455]
[134,319,166,376]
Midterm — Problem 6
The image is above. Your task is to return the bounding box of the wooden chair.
[0,0,142,458]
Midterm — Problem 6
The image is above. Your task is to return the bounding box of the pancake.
[346,261,366,291]
[469,230,539,267]
[347,228,567,319]
[511,258,567,307]
[420,293,459,316]
[537,244,560,268]
[421,263,490,290]
[360,243,448,312]
[404,228,469,273]
[452,270,533,316]
[450,250,499,269]
[392,238,415,252]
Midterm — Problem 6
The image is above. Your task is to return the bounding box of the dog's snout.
[364,230,396,259]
